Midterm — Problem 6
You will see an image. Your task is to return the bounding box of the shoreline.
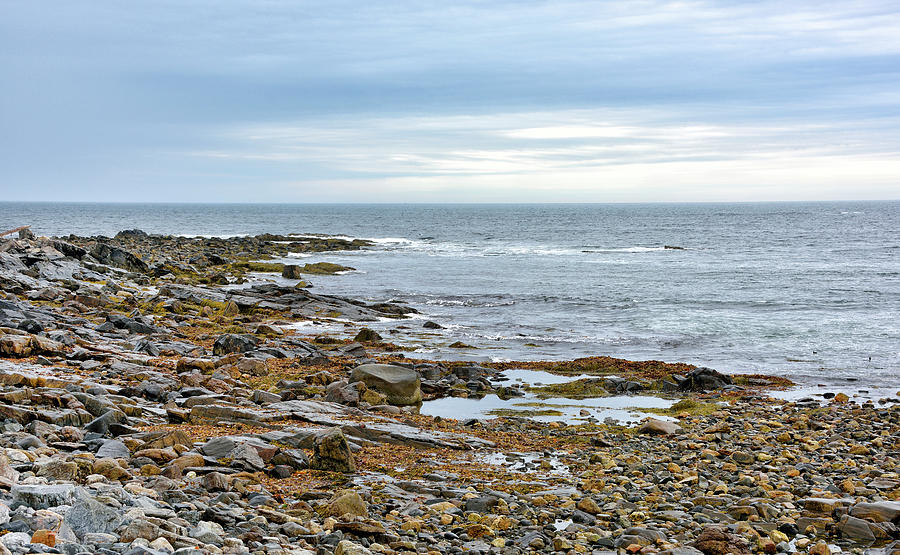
[0,229,897,554]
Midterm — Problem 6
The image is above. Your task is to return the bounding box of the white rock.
[149,537,175,553]
[0,532,31,551]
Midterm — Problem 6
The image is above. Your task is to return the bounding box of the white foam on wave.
[176,233,250,239]
[582,246,667,253]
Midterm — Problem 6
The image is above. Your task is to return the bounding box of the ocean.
[2,201,898,391]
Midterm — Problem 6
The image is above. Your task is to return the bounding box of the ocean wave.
[581,246,668,253]
[422,294,517,308]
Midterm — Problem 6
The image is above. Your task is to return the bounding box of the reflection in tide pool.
[421,368,675,424]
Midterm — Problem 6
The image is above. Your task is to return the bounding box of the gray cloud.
[1,0,899,201]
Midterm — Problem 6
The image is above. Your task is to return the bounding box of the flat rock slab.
[12,484,79,509]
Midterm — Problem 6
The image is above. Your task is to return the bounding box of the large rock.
[310,428,356,473]
[212,333,258,355]
[850,501,900,523]
[350,364,422,405]
[693,526,750,555]
[838,515,876,543]
[325,490,368,518]
[638,418,682,436]
[96,439,130,459]
[190,521,225,545]
[0,452,19,487]
[64,490,124,539]
[90,243,149,273]
[12,484,78,509]
[678,367,733,391]
[281,265,303,279]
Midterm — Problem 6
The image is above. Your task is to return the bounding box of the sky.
[1,1,899,203]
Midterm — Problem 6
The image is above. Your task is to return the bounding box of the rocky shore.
[0,228,897,555]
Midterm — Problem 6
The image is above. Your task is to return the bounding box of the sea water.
[2,201,898,389]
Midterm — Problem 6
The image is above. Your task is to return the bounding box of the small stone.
[334,540,374,555]
[576,497,602,515]
[200,471,229,491]
[30,529,56,547]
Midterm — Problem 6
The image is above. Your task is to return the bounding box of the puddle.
[478,452,570,475]
[421,369,674,425]
[493,368,595,385]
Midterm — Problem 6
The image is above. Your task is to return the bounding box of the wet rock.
[349,363,422,405]
[281,265,303,279]
[838,515,876,543]
[353,328,381,342]
[679,367,733,391]
[465,494,500,513]
[850,501,900,523]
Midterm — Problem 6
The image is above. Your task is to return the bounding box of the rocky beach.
[0,227,897,555]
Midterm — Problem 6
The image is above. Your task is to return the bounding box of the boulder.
[325,490,368,518]
[212,333,258,355]
[190,521,225,545]
[678,367,732,391]
[638,418,682,436]
[96,439,130,459]
[693,526,750,555]
[90,243,149,273]
[353,328,382,342]
[12,484,78,509]
[850,501,900,523]
[350,364,422,405]
[310,428,356,473]
[281,265,303,279]
[64,491,124,539]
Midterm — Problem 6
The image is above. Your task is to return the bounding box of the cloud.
[1,0,899,201]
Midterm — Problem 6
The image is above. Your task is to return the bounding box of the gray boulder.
[64,490,124,539]
[90,242,149,273]
[212,333,258,355]
[96,439,131,459]
[678,367,732,391]
[12,484,78,509]
[350,363,422,405]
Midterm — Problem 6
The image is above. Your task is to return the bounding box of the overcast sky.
[2,1,899,202]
